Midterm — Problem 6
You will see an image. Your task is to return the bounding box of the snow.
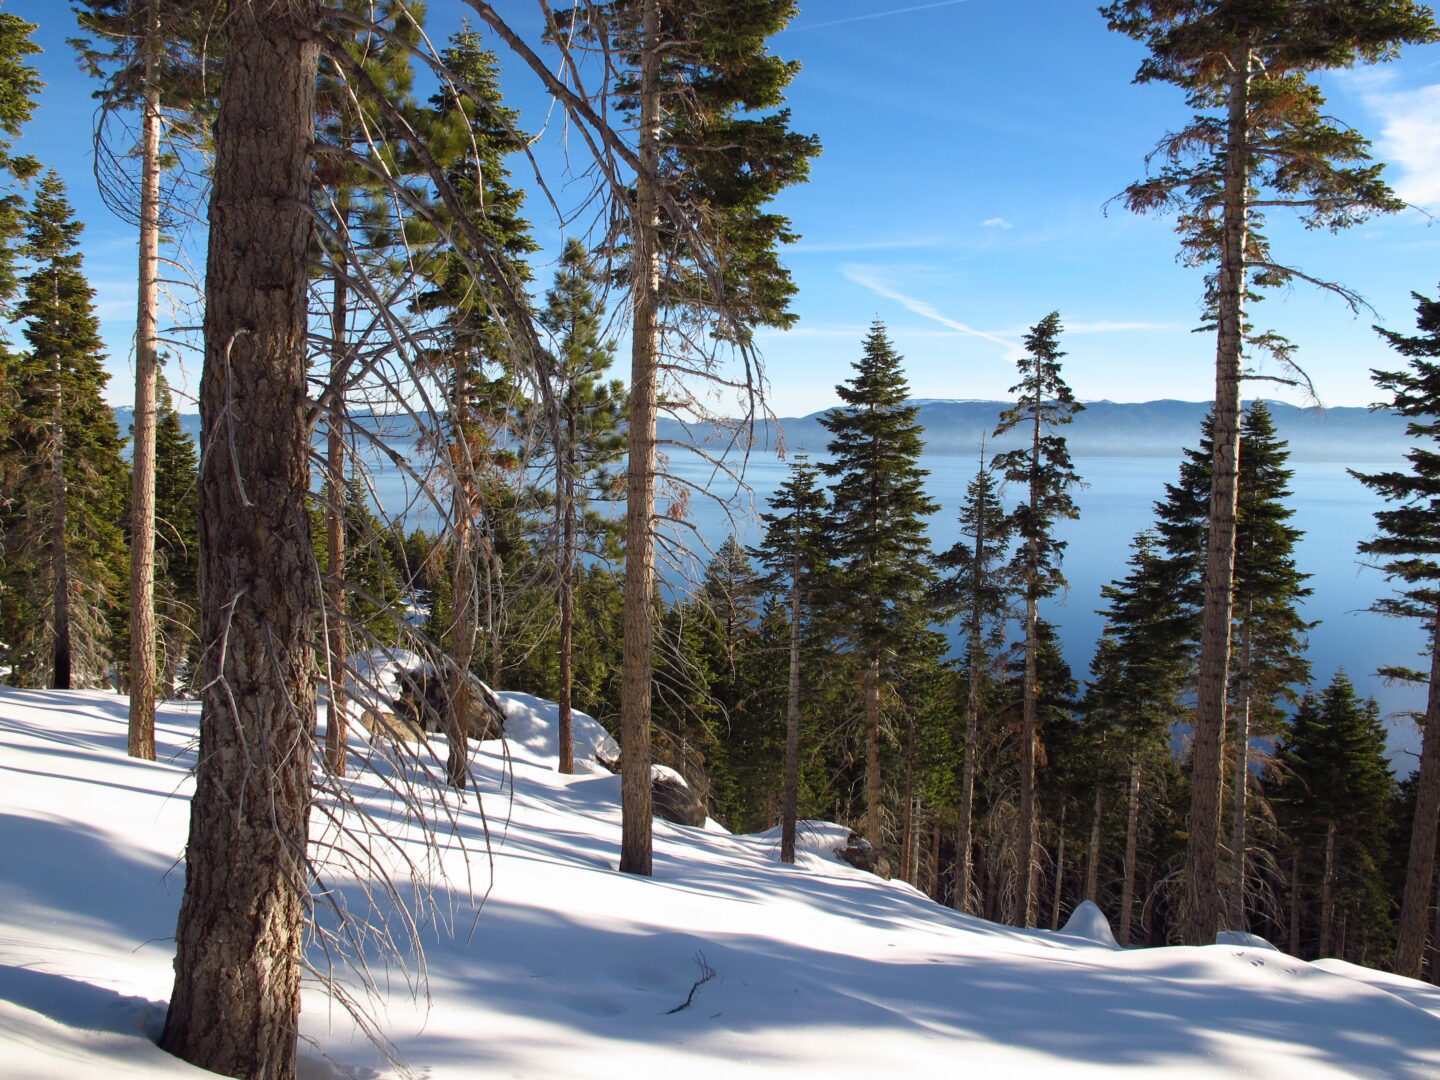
[1217,930,1280,952]
[3,687,1440,1078]
[1058,900,1120,950]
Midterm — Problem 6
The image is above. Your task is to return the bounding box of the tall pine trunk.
[50,347,70,691]
[619,0,660,876]
[1288,847,1301,955]
[324,276,348,775]
[1019,405,1041,926]
[954,525,987,912]
[128,5,161,757]
[159,5,320,1075]
[1120,754,1142,946]
[1320,818,1337,956]
[1050,807,1066,931]
[1228,614,1253,930]
[780,548,801,864]
[448,364,476,790]
[864,654,883,847]
[1182,47,1250,947]
[1396,609,1440,976]
[556,432,576,774]
[1085,787,1102,904]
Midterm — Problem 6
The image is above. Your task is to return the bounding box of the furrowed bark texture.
[1182,48,1250,947]
[619,0,660,877]
[1085,788,1102,904]
[556,442,575,774]
[448,371,477,791]
[954,517,987,913]
[1396,613,1440,976]
[1228,618,1253,930]
[159,5,320,1077]
[128,6,161,759]
[864,655,883,847]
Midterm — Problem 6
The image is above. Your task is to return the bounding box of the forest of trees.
[0,2,1438,1078]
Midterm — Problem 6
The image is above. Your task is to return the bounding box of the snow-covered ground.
[3,685,1439,1079]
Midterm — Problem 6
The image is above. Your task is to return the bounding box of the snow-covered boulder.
[1217,930,1279,951]
[652,772,706,827]
[1060,900,1120,949]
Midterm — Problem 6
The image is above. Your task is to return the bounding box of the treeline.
[3,1,1440,1076]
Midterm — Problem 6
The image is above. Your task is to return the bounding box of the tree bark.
[1228,615,1253,931]
[159,5,320,1077]
[1320,818,1337,957]
[955,585,986,912]
[619,0,660,877]
[1182,47,1250,948]
[1019,403,1041,927]
[556,430,576,774]
[128,3,161,757]
[1120,754,1142,946]
[1288,847,1301,956]
[1085,786,1102,904]
[1396,609,1440,976]
[50,344,71,691]
[448,363,476,791]
[1050,807,1066,931]
[323,275,348,776]
[780,550,801,863]
[864,654,883,848]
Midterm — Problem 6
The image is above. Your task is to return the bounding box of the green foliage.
[0,172,128,686]
[152,373,199,689]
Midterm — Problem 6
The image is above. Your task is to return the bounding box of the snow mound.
[750,819,860,868]
[1059,900,1120,949]
[494,690,618,772]
[1216,930,1279,952]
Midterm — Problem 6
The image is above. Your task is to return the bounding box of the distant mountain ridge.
[114,398,1410,465]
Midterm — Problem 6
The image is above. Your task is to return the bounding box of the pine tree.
[152,372,198,696]
[821,321,938,852]
[1274,675,1396,965]
[71,0,219,759]
[0,172,127,690]
[0,8,38,329]
[992,311,1083,927]
[159,4,320,1074]
[752,455,830,862]
[578,0,819,876]
[536,238,625,773]
[934,449,1014,911]
[1105,0,1437,946]
[413,25,535,789]
[1351,287,1440,977]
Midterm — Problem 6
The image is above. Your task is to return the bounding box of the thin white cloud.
[1065,320,1178,335]
[789,236,943,254]
[791,0,973,32]
[1357,79,1440,208]
[981,217,1013,230]
[841,265,1022,354]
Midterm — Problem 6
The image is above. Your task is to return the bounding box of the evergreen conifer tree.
[1351,287,1440,977]
[1104,0,1436,946]
[821,321,938,852]
[992,311,1082,927]
[536,238,626,773]
[152,372,198,696]
[934,450,1014,911]
[0,171,127,689]
[753,455,830,863]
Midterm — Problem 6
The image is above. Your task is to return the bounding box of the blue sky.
[8,0,1440,414]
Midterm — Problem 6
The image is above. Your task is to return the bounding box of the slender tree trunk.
[901,715,916,882]
[1320,818,1337,956]
[780,556,801,864]
[619,0,660,876]
[864,654,883,848]
[955,620,985,912]
[324,276,348,776]
[128,7,161,757]
[1050,807,1066,931]
[1085,787,1102,904]
[1228,615,1253,931]
[1288,847,1301,956]
[448,365,477,790]
[159,6,319,1076]
[1396,609,1440,976]
[1019,408,1041,927]
[1120,754,1142,946]
[557,440,576,774]
[50,346,70,691]
[1426,862,1440,985]
[1182,47,1251,948]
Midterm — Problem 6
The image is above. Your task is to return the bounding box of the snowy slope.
[3,686,1439,1079]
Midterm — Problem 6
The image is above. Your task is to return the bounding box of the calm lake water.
[357,435,1426,766]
